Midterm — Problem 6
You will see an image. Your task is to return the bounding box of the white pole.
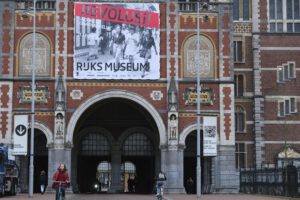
[196,2,202,198]
[29,0,36,197]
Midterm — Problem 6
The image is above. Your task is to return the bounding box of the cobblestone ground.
[2,193,295,200]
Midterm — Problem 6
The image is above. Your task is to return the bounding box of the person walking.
[155,170,167,197]
[52,163,70,200]
[186,176,194,194]
[39,170,47,194]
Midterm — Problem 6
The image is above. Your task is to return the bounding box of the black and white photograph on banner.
[74,3,160,80]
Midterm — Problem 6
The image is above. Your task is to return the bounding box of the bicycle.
[52,181,69,200]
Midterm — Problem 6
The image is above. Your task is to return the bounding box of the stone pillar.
[215,145,239,193]
[109,144,122,193]
[48,147,72,192]
[164,146,186,194]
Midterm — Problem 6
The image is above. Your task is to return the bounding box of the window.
[122,133,154,156]
[278,97,297,116]
[235,143,246,169]
[80,133,110,156]
[18,33,51,77]
[269,0,300,32]
[16,0,56,10]
[277,62,296,82]
[234,74,244,97]
[178,0,210,12]
[183,35,215,79]
[235,105,245,132]
[233,0,252,21]
[233,39,244,63]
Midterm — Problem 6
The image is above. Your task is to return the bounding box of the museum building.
[0,0,240,194]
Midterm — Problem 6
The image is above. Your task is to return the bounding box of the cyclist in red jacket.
[52,163,70,200]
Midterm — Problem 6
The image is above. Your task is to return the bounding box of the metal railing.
[240,167,300,197]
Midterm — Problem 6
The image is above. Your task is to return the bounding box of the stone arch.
[29,121,53,146]
[67,90,166,146]
[179,123,202,146]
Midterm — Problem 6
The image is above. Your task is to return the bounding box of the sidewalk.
[2,193,293,200]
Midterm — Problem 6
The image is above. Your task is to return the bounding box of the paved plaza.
[2,193,295,200]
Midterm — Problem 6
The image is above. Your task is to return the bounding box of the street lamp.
[196,1,209,198]
[23,0,37,197]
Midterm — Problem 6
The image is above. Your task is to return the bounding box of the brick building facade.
[234,0,300,170]
[0,0,240,194]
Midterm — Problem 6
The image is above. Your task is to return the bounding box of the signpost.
[13,115,28,155]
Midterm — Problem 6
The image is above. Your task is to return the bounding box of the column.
[109,144,122,193]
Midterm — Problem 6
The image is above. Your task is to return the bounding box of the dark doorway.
[184,130,212,194]
[122,132,156,194]
[122,157,155,193]
[77,132,111,193]
[30,130,48,193]
[74,98,159,194]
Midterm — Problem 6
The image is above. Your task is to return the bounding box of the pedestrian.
[155,170,167,196]
[39,170,47,194]
[52,163,70,200]
[186,176,194,194]
[127,176,134,193]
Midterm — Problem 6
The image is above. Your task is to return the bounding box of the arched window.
[79,132,110,156]
[18,33,51,76]
[235,105,245,132]
[183,35,215,79]
[122,132,154,156]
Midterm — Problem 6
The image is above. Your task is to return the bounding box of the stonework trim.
[179,123,201,146]
[30,121,53,146]
[66,90,166,146]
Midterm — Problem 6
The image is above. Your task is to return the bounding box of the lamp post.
[196,1,209,198]
[29,0,36,197]
[196,2,202,198]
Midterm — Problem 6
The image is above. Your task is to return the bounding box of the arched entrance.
[27,129,48,193]
[121,130,156,193]
[76,130,111,193]
[71,96,162,193]
[184,130,212,194]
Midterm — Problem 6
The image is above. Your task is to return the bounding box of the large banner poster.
[203,116,217,156]
[74,3,160,79]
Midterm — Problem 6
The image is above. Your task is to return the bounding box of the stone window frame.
[18,32,52,77]
[235,105,246,133]
[235,142,247,169]
[234,74,245,97]
[269,0,300,32]
[278,97,298,117]
[233,0,252,21]
[182,34,216,79]
[233,36,245,63]
[277,62,296,83]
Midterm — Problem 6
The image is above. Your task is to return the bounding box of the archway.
[72,96,162,193]
[75,129,111,193]
[183,130,213,194]
[120,129,157,193]
[27,129,48,193]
